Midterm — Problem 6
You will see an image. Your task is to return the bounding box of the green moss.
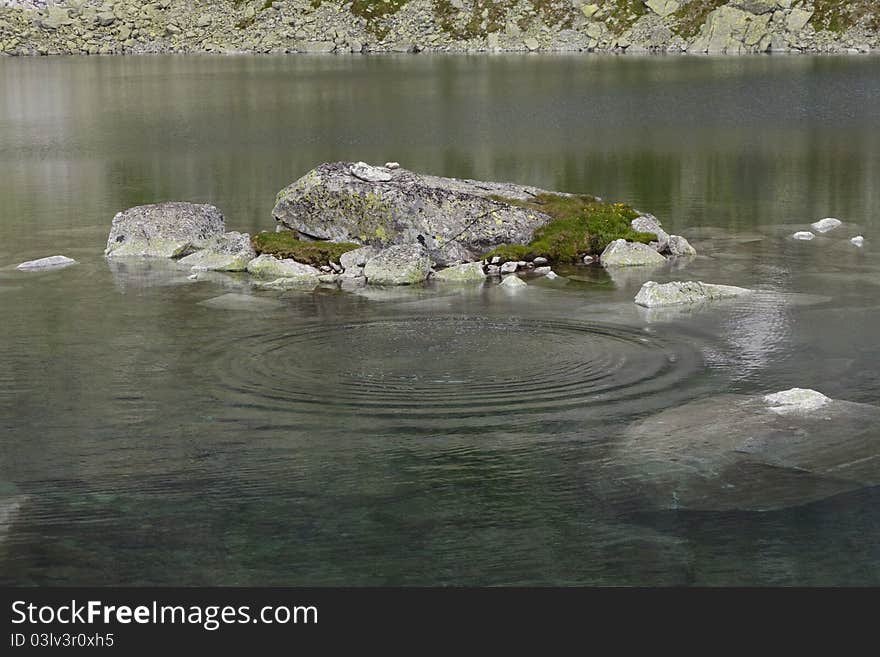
[670,0,726,39]
[434,0,575,40]
[811,0,880,33]
[601,0,649,37]
[482,194,656,264]
[252,231,361,266]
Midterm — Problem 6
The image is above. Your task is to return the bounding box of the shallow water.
[1,55,880,585]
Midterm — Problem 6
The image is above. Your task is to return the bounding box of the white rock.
[545,271,559,280]
[811,217,842,233]
[665,235,697,257]
[490,256,501,265]
[384,162,400,170]
[500,261,519,274]
[532,266,552,276]
[851,236,865,247]
[246,254,322,281]
[532,257,548,265]
[792,231,815,241]
[349,161,392,183]
[16,255,77,271]
[634,280,753,308]
[499,275,526,288]
[600,239,667,267]
[764,388,831,415]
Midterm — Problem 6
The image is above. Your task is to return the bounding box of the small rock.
[582,255,596,265]
[500,261,518,274]
[499,275,527,288]
[318,273,340,283]
[433,261,486,282]
[329,261,343,273]
[363,244,432,285]
[339,246,378,271]
[177,231,255,272]
[851,236,865,247]
[486,265,501,276]
[600,239,667,267]
[532,256,548,265]
[246,254,322,282]
[490,256,501,265]
[188,273,199,280]
[524,37,540,51]
[532,266,552,276]
[811,218,842,233]
[16,255,77,271]
[545,271,559,280]
[792,231,815,241]
[764,388,830,415]
[349,161,392,183]
[665,235,697,257]
[384,162,400,170]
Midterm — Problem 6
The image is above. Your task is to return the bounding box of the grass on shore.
[251,231,361,266]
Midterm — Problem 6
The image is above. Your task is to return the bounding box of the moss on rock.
[482,194,655,264]
[251,231,361,266]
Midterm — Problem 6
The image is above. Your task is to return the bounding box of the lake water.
[1,54,880,585]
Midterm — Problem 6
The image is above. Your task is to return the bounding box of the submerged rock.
[499,275,527,288]
[432,261,486,283]
[246,254,322,283]
[198,293,283,311]
[271,162,564,266]
[608,390,880,511]
[634,280,753,307]
[16,255,76,270]
[178,231,255,271]
[811,217,842,233]
[105,202,225,258]
[363,244,432,286]
[600,239,667,267]
[792,231,815,241]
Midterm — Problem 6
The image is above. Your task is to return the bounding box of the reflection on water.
[1,55,880,585]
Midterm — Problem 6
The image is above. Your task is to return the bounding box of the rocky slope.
[0,0,877,56]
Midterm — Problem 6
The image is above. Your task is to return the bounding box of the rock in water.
[499,275,527,288]
[600,239,667,267]
[631,215,669,250]
[105,202,225,258]
[792,231,815,241]
[339,246,378,272]
[432,262,486,283]
[363,244,432,286]
[271,162,565,266]
[811,217,842,233]
[634,281,753,307]
[178,232,255,271]
[16,255,76,270]
[851,236,865,247]
[607,390,880,511]
[245,254,322,283]
[664,235,697,257]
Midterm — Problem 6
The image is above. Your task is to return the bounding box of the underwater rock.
[499,275,527,289]
[811,217,842,233]
[105,202,225,258]
[600,239,667,267]
[634,280,753,307]
[198,293,283,311]
[363,244,432,286]
[608,390,880,511]
[16,255,76,270]
[432,261,486,283]
[178,231,255,271]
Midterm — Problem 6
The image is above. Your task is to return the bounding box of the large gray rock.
[664,235,697,257]
[271,162,564,266]
[600,239,667,267]
[634,280,753,307]
[246,254,322,282]
[363,244,432,286]
[631,215,669,250]
[105,202,225,258]
[811,217,842,233]
[606,390,880,511]
[178,231,255,271]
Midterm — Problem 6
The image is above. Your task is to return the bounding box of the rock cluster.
[1,1,876,56]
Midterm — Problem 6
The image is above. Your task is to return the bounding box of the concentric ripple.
[201,316,705,421]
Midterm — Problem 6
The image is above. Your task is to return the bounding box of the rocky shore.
[1,1,877,56]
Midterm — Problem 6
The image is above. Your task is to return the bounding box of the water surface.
[2,54,880,585]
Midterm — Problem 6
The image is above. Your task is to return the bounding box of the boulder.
[363,244,432,286]
[499,275,527,288]
[664,235,696,257]
[811,217,842,233]
[432,261,486,283]
[271,162,565,266]
[339,245,378,272]
[600,239,667,267]
[105,202,225,258]
[606,390,880,511]
[16,255,76,271]
[178,232,255,271]
[634,280,753,307]
[246,254,322,283]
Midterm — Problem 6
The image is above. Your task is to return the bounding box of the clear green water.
[1,54,880,585]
